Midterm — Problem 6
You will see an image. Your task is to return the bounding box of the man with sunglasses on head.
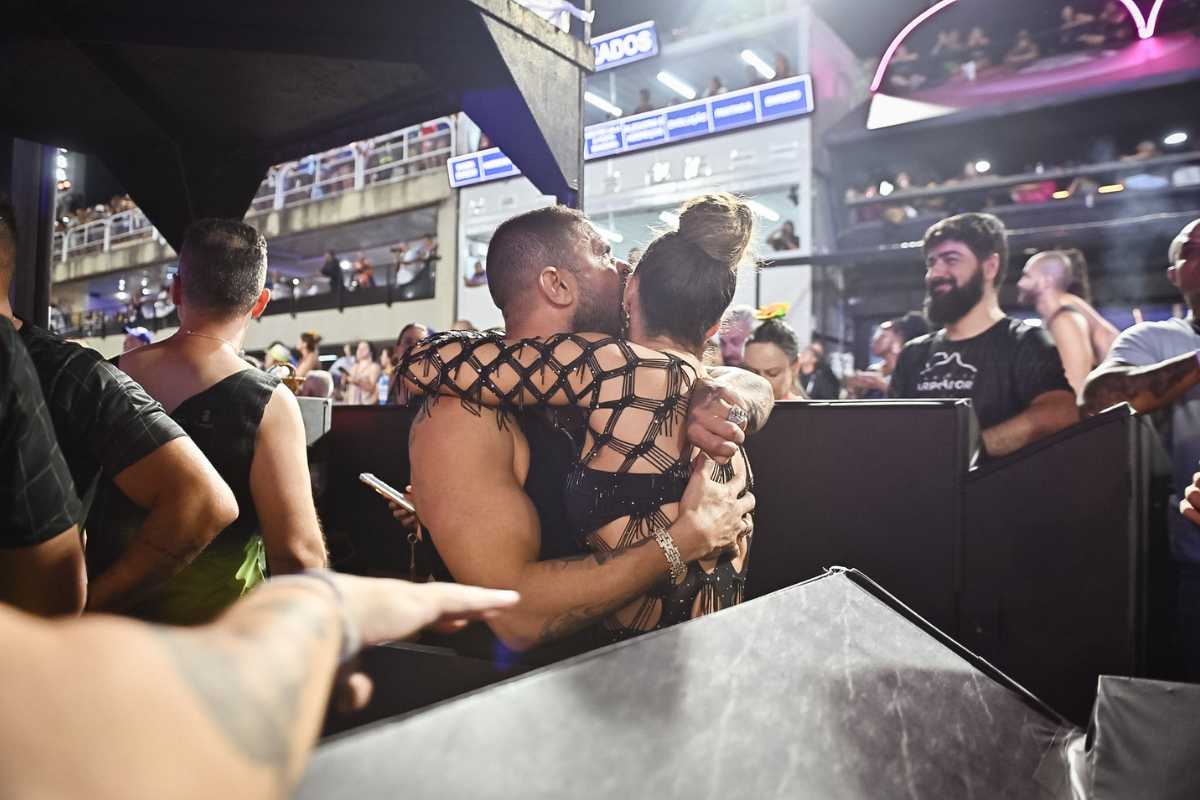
[1087,218,1200,680]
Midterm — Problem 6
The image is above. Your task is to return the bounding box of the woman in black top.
[403,193,757,642]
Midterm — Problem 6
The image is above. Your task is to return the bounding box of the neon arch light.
[870,0,1167,93]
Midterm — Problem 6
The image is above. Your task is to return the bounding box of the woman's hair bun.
[676,192,754,269]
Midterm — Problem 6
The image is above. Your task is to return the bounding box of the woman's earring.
[621,303,631,336]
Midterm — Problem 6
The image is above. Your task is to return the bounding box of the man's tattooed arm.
[150,582,342,794]
[704,367,775,433]
[1081,351,1200,417]
[534,539,658,644]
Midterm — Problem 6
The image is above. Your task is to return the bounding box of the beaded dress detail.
[402,330,753,642]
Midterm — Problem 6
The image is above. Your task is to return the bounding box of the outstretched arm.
[1082,352,1200,416]
[0,574,517,800]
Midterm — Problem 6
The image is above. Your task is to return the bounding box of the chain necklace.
[181,329,238,352]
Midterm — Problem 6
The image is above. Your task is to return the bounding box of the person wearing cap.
[0,197,238,614]
[123,325,153,353]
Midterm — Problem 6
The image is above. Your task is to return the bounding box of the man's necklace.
[181,329,237,352]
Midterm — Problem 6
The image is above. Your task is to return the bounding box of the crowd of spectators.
[613,51,793,119]
[844,136,1198,228]
[882,1,1168,96]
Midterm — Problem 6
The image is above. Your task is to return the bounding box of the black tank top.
[424,409,596,667]
[170,369,278,539]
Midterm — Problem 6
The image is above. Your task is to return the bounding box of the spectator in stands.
[767,220,801,252]
[963,26,992,79]
[742,310,806,401]
[352,252,375,289]
[633,89,655,115]
[320,250,344,300]
[451,319,477,331]
[704,76,726,97]
[744,65,764,89]
[1018,249,1118,397]
[1101,1,1133,45]
[264,341,293,370]
[464,260,488,287]
[298,370,334,399]
[772,52,793,80]
[627,246,643,266]
[719,305,757,368]
[1005,29,1040,68]
[387,322,429,405]
[295,330,322,378]
[1085,219,1200,678]
[931,28,966,79]
[846,312,929,398]
[115,219,327,623]
[0,199,239,617]
[886,44,928,93]
[798,340,841,400]
[1061,5,1105,49]
[890,213,1078,458]
[123,325,152,353]
[0,317,85,615]
[344,340,382,405]
[329,342,354,398]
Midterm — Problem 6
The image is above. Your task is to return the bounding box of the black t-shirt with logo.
[889,317,1071,429]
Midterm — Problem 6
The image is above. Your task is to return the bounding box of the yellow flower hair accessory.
[754,303,789,321]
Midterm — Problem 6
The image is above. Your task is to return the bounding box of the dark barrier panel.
[961,409,1168,723]
[298,570,1076,800]
[317,406,418,575]
[743,400,975,635]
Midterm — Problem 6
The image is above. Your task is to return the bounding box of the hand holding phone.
[359,473,416,513]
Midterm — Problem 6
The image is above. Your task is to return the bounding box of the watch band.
[652,528,687,585]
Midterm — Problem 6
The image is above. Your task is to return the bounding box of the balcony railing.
[52,117,455,262]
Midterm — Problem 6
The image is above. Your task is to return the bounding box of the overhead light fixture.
[584,91,623,117]
[974,160,991,174]
[656,71,697,101]
[591,224,625,244]
[879,180,895,196]
[740,49,776,81]
[746,199,781,222]
[1052,190,1071,200]
[1164,131,1189,146]
[1098,183,1125,194]
[658,211,680,227]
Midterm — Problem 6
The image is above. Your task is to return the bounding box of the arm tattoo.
[149,592,338,791]
[1084,354,1199,415]
[536,539,655,643]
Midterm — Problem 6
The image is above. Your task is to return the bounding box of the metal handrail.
[53,116,456,261]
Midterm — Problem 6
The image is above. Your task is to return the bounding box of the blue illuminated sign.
[591,21,659,71]
[446,74,814,188]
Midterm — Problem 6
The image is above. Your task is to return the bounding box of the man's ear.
[250,287,270,319]
[983,253,1001,286]
[536,266,576,309]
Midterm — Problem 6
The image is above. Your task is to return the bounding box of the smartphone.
[359,472,416,513]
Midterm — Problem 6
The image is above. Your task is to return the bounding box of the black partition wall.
[320,401,1166,722]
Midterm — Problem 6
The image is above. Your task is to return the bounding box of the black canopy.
[2,0,592,249]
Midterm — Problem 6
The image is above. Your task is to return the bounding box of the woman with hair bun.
[401,193,762,643]
[295,330,322,378]
[743,306,807,401]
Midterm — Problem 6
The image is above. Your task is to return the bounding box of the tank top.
[425,409,596,666]
[1046,303,1100,367]
[97,368,278,625]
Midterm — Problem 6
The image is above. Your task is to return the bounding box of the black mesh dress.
[403,330,753,643]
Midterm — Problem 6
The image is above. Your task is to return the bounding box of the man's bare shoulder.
[408,401,528,481]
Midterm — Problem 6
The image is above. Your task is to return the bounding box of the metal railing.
[53,116,456,262]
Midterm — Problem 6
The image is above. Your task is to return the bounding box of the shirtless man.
[403,206,771,664]
[1018,249,1118,397]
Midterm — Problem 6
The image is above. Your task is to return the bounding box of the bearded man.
[888,213,1078,458]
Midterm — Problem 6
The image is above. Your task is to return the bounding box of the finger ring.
[726,405,749,429]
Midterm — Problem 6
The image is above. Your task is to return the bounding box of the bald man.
[1017,249,1118,397]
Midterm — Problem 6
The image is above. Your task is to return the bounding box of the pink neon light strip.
[870,0,1166,94]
